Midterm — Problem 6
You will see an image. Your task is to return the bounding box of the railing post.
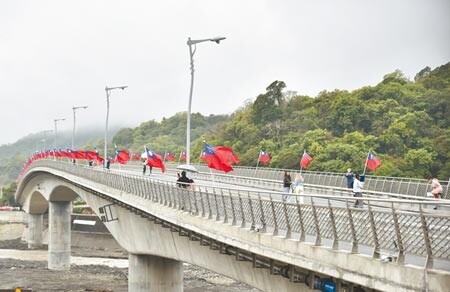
[221,190,228,224]
[346,199,358,253]
[192,189,199,216]
[311,198,321,246]
[238,192,246,228]
[367,201,380,259]
[258,193,267,233]
[295,196,305,242]
[248,192,256,231]
[200,188,206,217]
[214,188,221,221]
[391,202,405,264]
[166,182,173,208]
[283,200,291,239]
[270,195,279,236]
[328,199,338,250]
[419,205,434,269]
[229,190,237,226]
[206,189,213,220]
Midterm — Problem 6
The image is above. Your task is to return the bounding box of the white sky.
[1,0,449,146]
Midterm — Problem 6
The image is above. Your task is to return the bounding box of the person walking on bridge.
[345,168,354,190]
[428,176,443,210]
[293,173,304,204]
[142,159,147,175]
[352,174,364,208]
[282,171,292,203]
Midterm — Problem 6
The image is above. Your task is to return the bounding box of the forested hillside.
[111,63,449,180]
[196,63,449,179]
[1,63,448,186]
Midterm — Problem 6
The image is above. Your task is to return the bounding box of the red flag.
[164,152,175,161]
[130,152,141,161]
[366,152,381,171]
[115,149,130,164]
[72,150,87,160]
[300,150,313,169]
[145,147,166,172]
[179,151,187,161]
[258,150,270,164]
[215,146,239,165]
[201,144,235,173]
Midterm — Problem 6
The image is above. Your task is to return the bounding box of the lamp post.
[72,105,88,149]
[53,118,65,149]
[104,86,127,166]
[184,36,226,169]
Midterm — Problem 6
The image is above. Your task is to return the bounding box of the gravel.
[0,238,261,292]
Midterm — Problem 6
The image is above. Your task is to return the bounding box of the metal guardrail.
[19,160,450,269]
[184,164,449,199]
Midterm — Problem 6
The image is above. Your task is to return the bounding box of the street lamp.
[104,86,127,166]
[53,118,65,149]
[183,36,226,170]
[72,105,88,149]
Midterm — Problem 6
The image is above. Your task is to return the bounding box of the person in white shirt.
[352,174,364,208]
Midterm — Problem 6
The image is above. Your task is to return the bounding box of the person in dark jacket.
[282,171,292,202]
[345,168,354,189]
[177,171,193,188]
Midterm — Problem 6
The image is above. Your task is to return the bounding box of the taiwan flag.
[258,150,270,164]
[145,146,166,172]
[179,151,187,161]
[366,151,381,171]
[201,143,235,173]
[130,151,141,161]
[300,150,313,169]
[164,152,175,161]
[115,149,130,164]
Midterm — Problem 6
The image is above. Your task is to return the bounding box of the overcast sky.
[1,0,449,146]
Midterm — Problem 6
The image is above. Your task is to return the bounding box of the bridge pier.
[48,201,71,270]
[128,254,183,292]
[27,213,43,249]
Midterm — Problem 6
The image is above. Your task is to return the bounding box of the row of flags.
[19,144,382,177]
[258,150,382,172]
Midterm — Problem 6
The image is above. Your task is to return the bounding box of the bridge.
[15,159,450,292]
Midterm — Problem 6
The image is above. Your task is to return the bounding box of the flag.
[71,150,87,160]
[300,150,313,169]
[201,143,234,173]
[164,152,175,161]
[145,146,166,172]
[130,151,141,161]
[179,151,187,161]
[258,150,270,164]
[115,149,130,164]
[366,151,381,171]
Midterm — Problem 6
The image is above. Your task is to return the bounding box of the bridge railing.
[167,163,449,199]
[23,160,450,269]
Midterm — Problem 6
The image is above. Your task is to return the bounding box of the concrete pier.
[48,201,71,270]
[128,254,183,292]
[27,213,43,249]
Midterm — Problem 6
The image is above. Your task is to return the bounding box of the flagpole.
[255,152,261,176]
[299,150,304,174]
[362,150,370,175]
[198,149,203,166]
[163,150,167,162]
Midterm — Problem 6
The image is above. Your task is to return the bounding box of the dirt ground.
[0,239,260,292]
